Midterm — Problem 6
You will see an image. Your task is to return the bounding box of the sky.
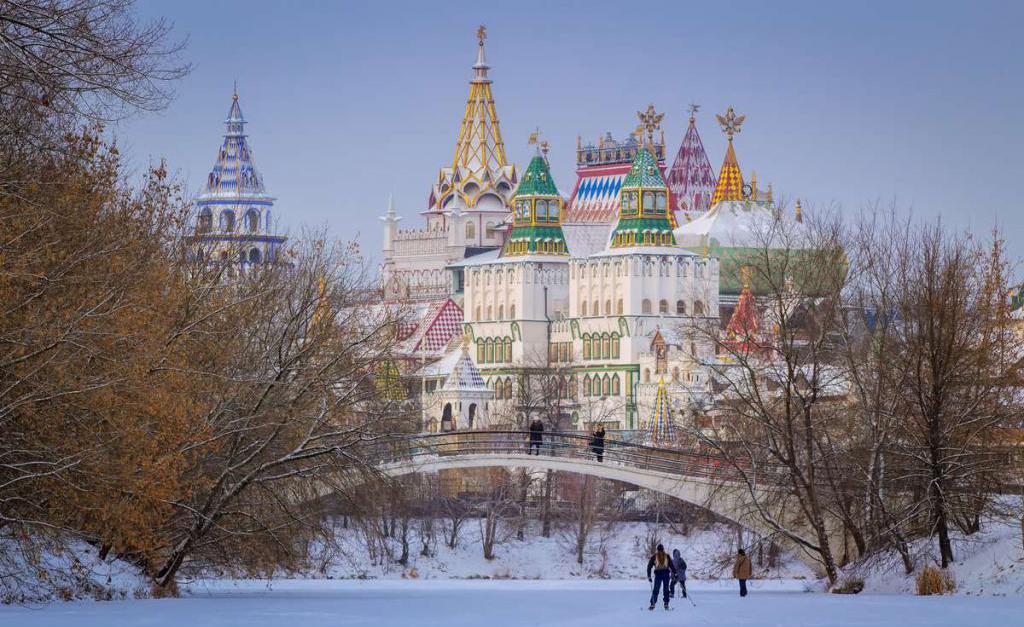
[116,0,1024,264]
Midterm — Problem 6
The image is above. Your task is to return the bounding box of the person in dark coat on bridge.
[646,544,677,610]
[528,418,544,455]
[669,548,687,598]
[589,425,606,462]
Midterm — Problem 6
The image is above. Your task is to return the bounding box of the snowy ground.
[2,579,1022,627]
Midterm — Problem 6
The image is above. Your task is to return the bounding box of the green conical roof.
[515,155,560,197]
[621,147,667,189]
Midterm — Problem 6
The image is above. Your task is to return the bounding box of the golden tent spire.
[451,25,508,175]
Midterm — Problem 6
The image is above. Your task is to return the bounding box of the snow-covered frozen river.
[1,579,1021,627]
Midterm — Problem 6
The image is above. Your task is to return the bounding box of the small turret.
[380,194,401,252]
[504,137,569,257]
[710,107,746,206]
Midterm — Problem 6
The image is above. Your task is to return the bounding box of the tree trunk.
[541,470,553,538]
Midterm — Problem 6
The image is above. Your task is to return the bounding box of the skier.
[733,548,752,597]
[669,548,687,599]
[528,417,544,455]
[590,424,605,462]
[646,544,677,610]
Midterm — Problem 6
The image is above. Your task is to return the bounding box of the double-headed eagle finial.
[716,106,746,141]
[636,104,665,148]
[477,25,487,45]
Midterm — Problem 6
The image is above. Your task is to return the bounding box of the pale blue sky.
[117,0,1024,263]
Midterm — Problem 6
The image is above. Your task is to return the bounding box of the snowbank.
[309,520,815,581]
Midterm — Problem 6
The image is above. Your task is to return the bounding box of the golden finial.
[702,242,709,258]
[795,199,803,223]
[232,79,239,101]
[715,106,746,142]
[477,24,487,45]
[576,135,582,150]
[750,172,758,199]
[528,127,540,146]
[636,104,665,148]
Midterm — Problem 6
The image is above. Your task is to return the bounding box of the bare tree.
[0,0,189,152]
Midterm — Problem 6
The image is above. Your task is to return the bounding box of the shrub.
[832,577,864,594]
[916,566,956,595]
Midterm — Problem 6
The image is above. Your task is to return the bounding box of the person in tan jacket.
[733,548,753,597]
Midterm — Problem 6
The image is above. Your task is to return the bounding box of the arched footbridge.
[353,430,844,575]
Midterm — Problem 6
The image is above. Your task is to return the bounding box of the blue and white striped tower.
[193,89,286,267]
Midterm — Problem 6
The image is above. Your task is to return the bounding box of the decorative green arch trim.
[510,322,522,341]
[569,319,580,339]
[463,324,475,342]
[617,317,630,337]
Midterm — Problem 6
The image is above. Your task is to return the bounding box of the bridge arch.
[365,432,831,576]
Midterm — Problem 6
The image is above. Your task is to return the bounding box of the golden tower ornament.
[477,24,487,45]
[715,106,746,142]
[636,104,665,148]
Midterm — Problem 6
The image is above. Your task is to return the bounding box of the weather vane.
[540,140,550,160]
[716,106,746,141]
[477,24,487,45]
[528,126,541,146]
[688,103,700,121]
[636,104,665,148]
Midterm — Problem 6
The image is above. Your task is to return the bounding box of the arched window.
[246,209,260,233]
[485,222,496,239]
[504,378,513,400]
[498,304,504,320]
[642,299,652,314]
[505,338,512,362]
[672,367,680,382]
[248,248,262,264]
[583,375,592,397]
[604,300,611,315]
[581,300,588,316]
[659,299,668,314]
[694,301,705,316]
[220,210,236,232]
[676,300,686,315]
[441,403,454,431]
[603,334,611,359]
[466,221,475,240]
[611,334,620,359]
[198,208,213,232]
[468,403,477,429]
[592,301,599,317]
[612,375,620,396]
[487,305,493,321]
[616,299,623,315]
[602,374,611,396]
[485,339,494,363]
[582,334,591,360]
[475,306,481,321]
[510,304,516,319]
[644,368,651,383]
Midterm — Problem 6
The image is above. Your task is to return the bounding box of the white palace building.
[380,28,805,435]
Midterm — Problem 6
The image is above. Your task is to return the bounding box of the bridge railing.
[371,430,780,485]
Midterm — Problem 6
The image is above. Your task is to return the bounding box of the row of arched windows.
[580,299,623,317]
[581,333,620,360]
[476,337,512,364]
[640,299,705,316]
[465,221,499,240]
[198,208,262,234]
[473,303,517,321]
[490,377,514,400]
[583,373,621,397]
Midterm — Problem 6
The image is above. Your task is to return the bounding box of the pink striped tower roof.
[665,106,717,222]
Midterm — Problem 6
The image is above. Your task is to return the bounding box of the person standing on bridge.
[590,425,606,462]
[733,548,752,597]
[646,544,677,610]
[528,417,544,455]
